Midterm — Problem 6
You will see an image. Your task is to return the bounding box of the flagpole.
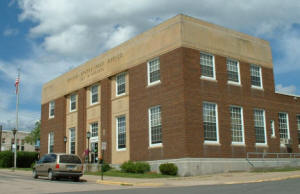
[14,68,20,171]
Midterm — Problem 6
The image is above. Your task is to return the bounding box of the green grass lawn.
[0,167,32,171]
[85,169,176,178]
[252,167,300,173]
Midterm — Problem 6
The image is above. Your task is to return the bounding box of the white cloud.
[3,28,19,36]
[276,84,297,95]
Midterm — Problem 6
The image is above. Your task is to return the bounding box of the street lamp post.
[86,131,91,163]
[12,128,17,171]
[0,125,2,152]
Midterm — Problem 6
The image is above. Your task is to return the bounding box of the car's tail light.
[55,164,60,169]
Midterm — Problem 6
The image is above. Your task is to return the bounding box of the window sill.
[48,116,55,120]
[204,141,220,146]
[90,102,99,106]
[255,143,268,147]
[117,148,126,152]
[227,81,241,87]
[147,81,161,88]
[116,93,126,98]
[148,143,163,149]
[113,93,128,101]
[231,143,245,147]
[200,76,217,82]
[251,86,264,90]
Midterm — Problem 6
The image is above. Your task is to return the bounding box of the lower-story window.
[254,109,267,144]
[117,115,126,150]
[48,132,54,153]
[230,106,244,144]
[149,105,162,146]
[297,115,300,144]
[203,102,218,142]
[278,112,290,140]
[69,128,76,154]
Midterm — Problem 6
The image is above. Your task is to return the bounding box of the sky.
[0,0,300,131]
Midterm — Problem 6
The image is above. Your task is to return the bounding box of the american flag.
[15,73,20,94]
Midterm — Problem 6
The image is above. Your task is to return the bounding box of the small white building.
[1,130,35,152]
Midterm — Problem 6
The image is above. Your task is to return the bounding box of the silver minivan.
[33,153,83,181]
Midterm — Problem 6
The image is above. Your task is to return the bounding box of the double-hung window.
[250,64,263,88]
[149,106,162,146]
[230,106,244,144]
[278,113,290,141]
[116,116,126,150]
[254,109,267,144]
[297,115,300,144]
[49,101,55,118]
[203,102,218,142]
[70,94,76,112]
[69,128,76,154]
[200,53,215,79]
[147,58,160,85]
[116,73,126,96]
[90,85,98,104]
[90,122,98,138]
[48,132,54,153]
[227,59,240,84]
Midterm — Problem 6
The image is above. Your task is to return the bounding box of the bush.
[120,161,136,173]
[120,161,151,174]
[101,162,111,172]
[0,151,38,168]
[159,163,178,176]
[135,162,150,174]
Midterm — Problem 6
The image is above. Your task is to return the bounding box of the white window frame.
[116,115,126,151]
[227,58,241,85]
[48,132,54,154]
[69,128,76,154]
[296,115,300,145]
[278,112,290,143]
[250,64,263,89]
[254,109,267,146]
[270,120,276,138]
[230,106,245,145]
[70,94,77,112]
[49,101,55,118]
[203,102,219,144]
[148,105,162,147]
[116,72,126,97]
[200,52,216,81]
[147,58,161,86]
[90,84,99,105]
[90,122,98,138]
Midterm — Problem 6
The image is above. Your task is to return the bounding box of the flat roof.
[42,14,273,104]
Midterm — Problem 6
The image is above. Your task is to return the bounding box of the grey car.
[32,153,83,181]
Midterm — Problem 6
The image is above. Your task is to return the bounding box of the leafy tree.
[25,121,40,145]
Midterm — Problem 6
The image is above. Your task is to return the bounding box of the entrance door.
[91,142,98,163]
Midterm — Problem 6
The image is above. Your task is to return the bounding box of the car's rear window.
[59,155,82,164]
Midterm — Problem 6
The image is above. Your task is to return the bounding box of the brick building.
[1,130,35,152]
[40,15,300,175]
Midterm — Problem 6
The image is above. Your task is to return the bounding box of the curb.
[224,175,300,185]
[96,180,164,187]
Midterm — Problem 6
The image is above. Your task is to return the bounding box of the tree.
[25,121,40,145]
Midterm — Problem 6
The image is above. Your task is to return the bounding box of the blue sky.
[0,0,300,131]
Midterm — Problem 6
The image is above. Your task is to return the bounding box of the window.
[297,115,300,144]
[116,73,126,96]
[250,64,263,88]
[147,58,160,85]
[2,138,5,144]
[49,101,55,118]
[149,106,162,146]
[203,102,218,142]
[90,122,98,137]
[200,53,215,79]
[70,94,76,112]
[278,113,290,140]
[254,109,267,144]
[21,140,24,151]
[270,120,275,137]
[116,116,126,150]
[230,106,244,144]
[90,85,98,104]
[227,59,240,84]
[48,132,54,153]
[69,128,76,154]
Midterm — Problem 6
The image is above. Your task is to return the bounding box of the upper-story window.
[297,115,300,144]
[116,73,126,96]
[250,64,263,88]
[254,109,267,144]
[49,101,55,118]
[147,58,160,85]
[90,85,99,104]
[278,112,290,141]
[90,122,98,137]
[200,53,215,79]
[203,102,219,143]
[230,106,244,144]
[48,132,54,153]
[227,59,240,84]
[70,94,76,112]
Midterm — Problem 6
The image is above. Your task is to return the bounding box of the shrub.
[0,151,38,168]
[101,162,111,172]
[120,161,136,173]
[0,151,13,168]
[159,163,178,176]
[135,162,150,174]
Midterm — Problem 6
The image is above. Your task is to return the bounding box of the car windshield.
[59,155,82,164]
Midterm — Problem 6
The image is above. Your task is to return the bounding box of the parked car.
[32,153,83,181]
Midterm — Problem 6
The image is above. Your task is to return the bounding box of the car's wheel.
[32,169,38,179]
[48,170,54,181]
